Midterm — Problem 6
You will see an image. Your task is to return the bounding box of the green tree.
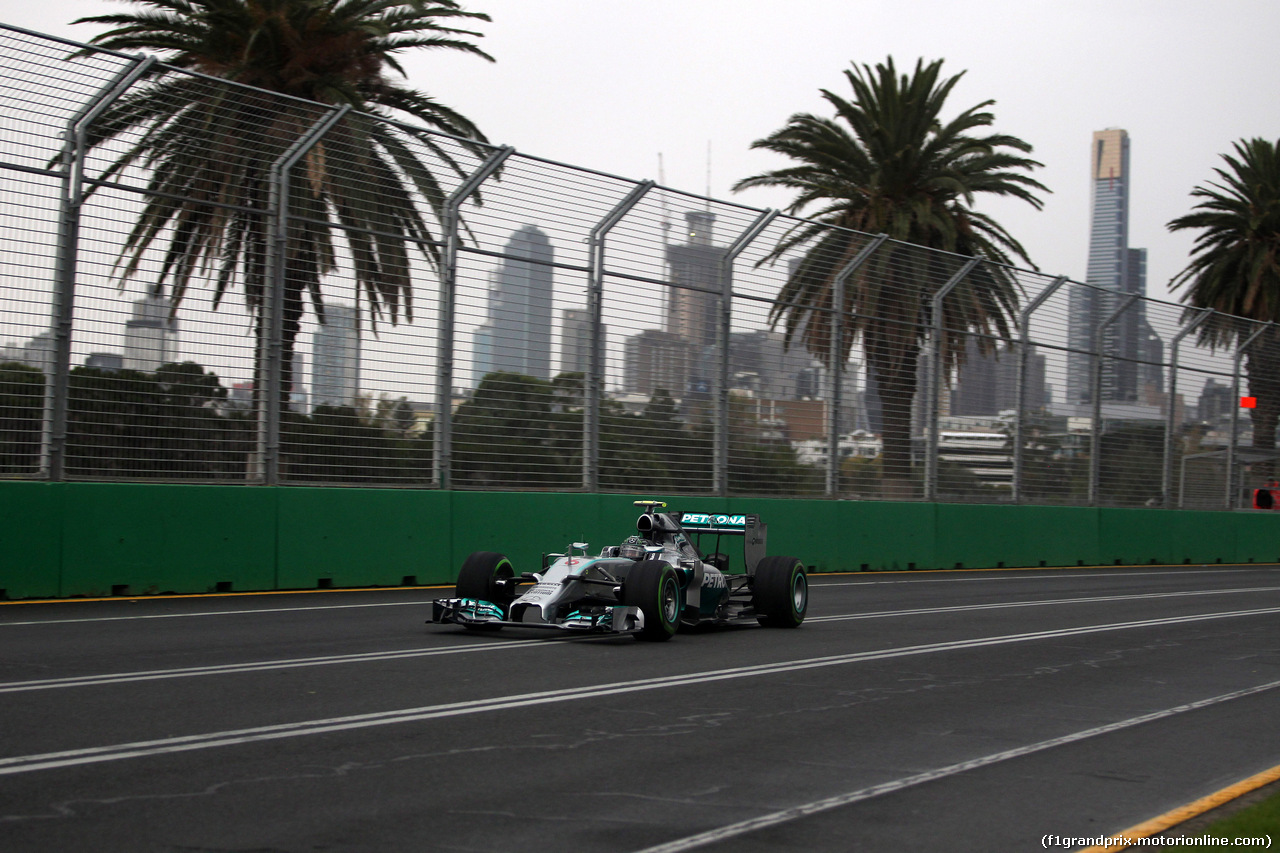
[285,403,429,483]
[734,57,1047,498]
[1011,410,1086,504]
[65,361,251,478]
[75,0,493,410]
[155,361,227,409]
[452,372,570,488]
[1167,138,1280,459]
[1097,423,1166,507]
[599,396,678,492]
[725,396,821,496]
[0,363,45,474]
[641,388,679,424]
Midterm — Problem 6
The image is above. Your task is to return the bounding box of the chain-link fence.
[1,23,1274,508]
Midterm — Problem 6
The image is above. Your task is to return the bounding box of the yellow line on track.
[0,585,453,606]
[1079,763,1280,851]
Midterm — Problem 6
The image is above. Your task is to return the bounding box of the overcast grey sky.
[6,0,1280,303]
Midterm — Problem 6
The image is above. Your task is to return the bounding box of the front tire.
[623,558,681,641]
[455,551,515,629]
[753,556,807,628]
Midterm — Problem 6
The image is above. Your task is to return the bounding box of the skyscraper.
[624,330,694,397]
[123,295,179,372]
[18,331,53,374]
[1066,129,1164,406]
[950,340,1048,417]
[473,225,554,381]
[559,308,593,377]
[711,330,814,400]
[664,211,727,350]
[312,303,359,409]
[621,210,729,398]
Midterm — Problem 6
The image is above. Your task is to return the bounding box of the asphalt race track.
[2,565,1278,852]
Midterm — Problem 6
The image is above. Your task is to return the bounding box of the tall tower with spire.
[1067,129,1163,407]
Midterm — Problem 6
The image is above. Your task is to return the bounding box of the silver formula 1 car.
[430,500,808,641]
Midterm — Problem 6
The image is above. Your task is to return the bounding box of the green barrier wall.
[2,481,1279,599]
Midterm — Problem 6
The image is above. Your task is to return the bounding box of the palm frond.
[76,0,491,338]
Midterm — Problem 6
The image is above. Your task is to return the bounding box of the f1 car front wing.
[431,597,643,634]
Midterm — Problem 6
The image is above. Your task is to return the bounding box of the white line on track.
[806,585,1280,623]
[2,605,1279,777]
[632,677,1280,853]
[0,599,428,627]
[4,587,1279,694]
[0,637,573,693]
[820,567,1278,586]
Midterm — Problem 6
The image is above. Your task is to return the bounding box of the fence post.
[714,209,777,496]
[1162,308,1213,507]
[585,181,653,492]
[432,146,514,490]
[42,55,155,481]
[1011,275,1067,503]
[1226,322,1273,509]
[1087,293,1139,505]
[257,104,351,485]
[825,233,889,496]
[923,257,981,502]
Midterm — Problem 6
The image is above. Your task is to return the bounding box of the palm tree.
[73,0,493,416]
[734,57,1047,498]
[1168,138,1280,460]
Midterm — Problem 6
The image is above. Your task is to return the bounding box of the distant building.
[793,431,882,467]
[1066,130,1164,407]
[123,295,179,372]
[690,329,817,402]
[950,340,1048,417]
[559,308,593,377]
[622,210,732,398]
[1198,378,1235,425]
[312,303,359,408]
[734,330,814,399]
[474,225,554,381]
[1138,313,1165,397]
[229,381,254,410]
[288,351,308,413]
[751,397,827,442]
[664,211,728,351]
[624,329,694,397]
[19,331,54,374]
[85,352,124,372]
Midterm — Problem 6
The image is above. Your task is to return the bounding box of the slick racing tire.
[455,551,515,629]
[752,556,807,628]
[623,558,681,642]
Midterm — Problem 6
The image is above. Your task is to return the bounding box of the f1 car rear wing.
[675,511,767,573]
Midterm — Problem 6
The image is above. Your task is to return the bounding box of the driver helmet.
[619,535,647,560]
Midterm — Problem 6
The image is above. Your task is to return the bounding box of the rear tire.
[753,556,807,628]
[455,551,515,629]
[623,558,681,641]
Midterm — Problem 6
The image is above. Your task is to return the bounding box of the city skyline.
[0,16,1261,436]
[12,1,1278,312]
